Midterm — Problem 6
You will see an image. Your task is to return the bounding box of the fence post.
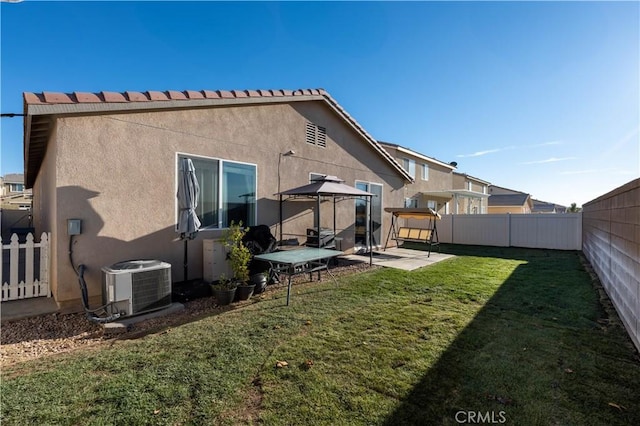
[0,235,3,299]
[25,233,35,298]
[9,234,19,291]
[40,232,51,297]
[451,214,455,244]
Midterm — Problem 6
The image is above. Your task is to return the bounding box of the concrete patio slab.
[342,247,455,271]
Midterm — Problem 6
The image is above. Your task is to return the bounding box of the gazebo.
[278,175,375,265]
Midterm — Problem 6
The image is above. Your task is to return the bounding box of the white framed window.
[177,153,257,229]
[427,200,437,210]
[9,183,24,192]
[402,158,416,178]
[404,197,418,208]
[467,181,472,191]
[422,164,429,181]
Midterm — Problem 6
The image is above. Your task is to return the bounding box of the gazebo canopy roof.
[279,175,373,197]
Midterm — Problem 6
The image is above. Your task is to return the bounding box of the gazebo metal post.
[369,195,373,266]
[279,194,283,244]
[333,197,337,245]
[317,196,321,236]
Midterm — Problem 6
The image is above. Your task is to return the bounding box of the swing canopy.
[384,207,441,220]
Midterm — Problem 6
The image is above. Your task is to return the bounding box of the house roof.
[378,141,457,170]
[23,88,413,187]
[532,200,556,212]
[532,199,566,213]
[1,173,24,184]
[488,193,531,207]
[488,184,527,195]
[452,171,491,185]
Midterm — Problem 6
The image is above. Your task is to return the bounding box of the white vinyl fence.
[407,213,582,250]
[1,232,51,301]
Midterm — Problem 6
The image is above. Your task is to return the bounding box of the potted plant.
[221,221,255,301]
[210,273,236,306]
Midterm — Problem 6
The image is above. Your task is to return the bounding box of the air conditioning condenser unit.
[102,260,172,317]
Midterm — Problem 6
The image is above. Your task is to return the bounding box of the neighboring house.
[0,173,32,210]
[487,185,533,214]
[532,199,566,214]
[378,142,491,214]
[23,88,413,310]
[378,142,457,214]
[451,172,490,214]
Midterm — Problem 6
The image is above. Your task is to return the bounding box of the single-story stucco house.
[23,88,413,311]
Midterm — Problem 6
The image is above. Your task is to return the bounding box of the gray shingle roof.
[488,193,530,206]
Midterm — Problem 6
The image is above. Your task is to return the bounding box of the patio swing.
[383,207,441,257]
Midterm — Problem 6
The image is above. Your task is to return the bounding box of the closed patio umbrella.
[177,157,201,282]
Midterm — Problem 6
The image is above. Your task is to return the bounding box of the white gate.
[1,232,51,301]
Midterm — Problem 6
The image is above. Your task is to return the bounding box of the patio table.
[253,247,344,305]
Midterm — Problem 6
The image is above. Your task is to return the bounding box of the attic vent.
[306,122,327,148]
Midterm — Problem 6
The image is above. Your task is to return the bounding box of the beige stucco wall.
[33,101,406,309]
[453,196,485,215]
[453,174,487,194]
[31,123,59,298]
[449,174,489,214]
[488,206,530,214]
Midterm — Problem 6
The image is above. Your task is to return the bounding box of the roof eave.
[395,145,457,170]
[23,88,415,186]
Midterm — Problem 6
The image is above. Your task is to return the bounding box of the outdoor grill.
[242,225,279,291]
[306,227,336,249]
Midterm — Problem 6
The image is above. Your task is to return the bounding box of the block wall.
[582,178,640,351]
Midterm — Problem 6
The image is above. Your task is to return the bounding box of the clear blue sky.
[2,1,638,206]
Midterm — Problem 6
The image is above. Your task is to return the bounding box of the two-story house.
[451,172,490,214]
[378,142,457,214]
[0,173,32,210]
[378,142,492,214]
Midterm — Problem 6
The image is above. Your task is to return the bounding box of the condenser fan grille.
[131,268,171,314]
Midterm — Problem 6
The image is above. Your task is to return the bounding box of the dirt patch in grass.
[217,375,265,425]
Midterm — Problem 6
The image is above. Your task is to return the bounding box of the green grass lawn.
[2,245,639,425]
